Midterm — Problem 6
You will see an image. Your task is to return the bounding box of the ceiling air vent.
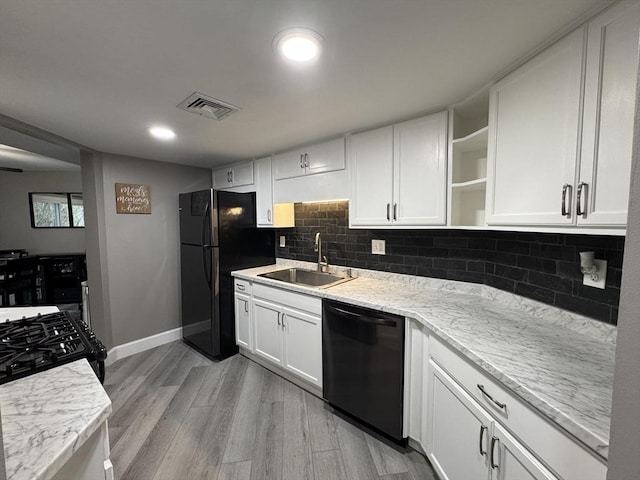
[177,92,240,121]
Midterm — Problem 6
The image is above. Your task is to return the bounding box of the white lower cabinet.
[492,423,557,480]
[235,281,323,389]
[405,319,430,449]
[281,306,322,386]
[427,360,557,480]
[51,421,113,480]
[427,359,492,479]
[234,292,252,350]
[234,279,253,351]
[253,297,284,365]
[423,335,607,480]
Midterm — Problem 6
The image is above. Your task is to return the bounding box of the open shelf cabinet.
[448,88,489,227]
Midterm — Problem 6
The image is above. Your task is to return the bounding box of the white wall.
[0,170,85,254]
[606,63,640,479]
[82,152,211,350]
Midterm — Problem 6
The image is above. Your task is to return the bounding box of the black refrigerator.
[179,189,275,359]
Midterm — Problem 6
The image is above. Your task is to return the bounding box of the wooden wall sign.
[115,183,151,214]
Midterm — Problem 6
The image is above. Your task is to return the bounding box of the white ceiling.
[0,0,610,169]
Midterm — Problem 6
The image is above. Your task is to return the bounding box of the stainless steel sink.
[258,268,354,289]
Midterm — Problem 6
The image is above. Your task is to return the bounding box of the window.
[29,192,84,228]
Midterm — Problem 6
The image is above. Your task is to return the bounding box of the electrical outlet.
[371,239,386,255]
[279,236,286,247]
[583,259,607,289]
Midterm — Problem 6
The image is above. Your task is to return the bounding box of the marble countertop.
[0,360,112,480]
[233,260,616,460]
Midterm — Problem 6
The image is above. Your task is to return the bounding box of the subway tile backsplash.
[276,201,624,324]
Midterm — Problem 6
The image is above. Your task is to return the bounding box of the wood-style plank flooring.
[104,341,438,480]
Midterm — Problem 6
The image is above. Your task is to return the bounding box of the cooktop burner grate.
[0,311,106,385]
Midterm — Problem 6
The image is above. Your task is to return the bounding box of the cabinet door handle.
[561,183,572,217]
[267,209,272,222]
[244,300,249,313]
[386,203,391,221]
[393,203,398,221]
[304,153,309,168]
[277,312,281,326]
[490,436,499,469]
[282,313,286,327]
[576,182,587,217]
[236,284,246,291]
[300,154,304,168]
[477,384,506,410]
[230,170,234,184]
[479,425,488,456]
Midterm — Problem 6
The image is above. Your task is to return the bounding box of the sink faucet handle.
[321,255,329,272]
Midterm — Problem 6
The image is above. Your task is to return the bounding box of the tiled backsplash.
[276,201,625,324]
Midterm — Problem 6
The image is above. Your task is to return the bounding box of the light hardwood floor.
[104,340,438,480]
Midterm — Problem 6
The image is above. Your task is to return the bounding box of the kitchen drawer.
[234,279,251,294]
[253,283,321,315]
[429,335,606,480]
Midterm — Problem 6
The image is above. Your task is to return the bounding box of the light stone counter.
[233,259,616,460]
[0,360,112,480]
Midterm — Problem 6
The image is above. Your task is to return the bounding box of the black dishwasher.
[322,299,405,442]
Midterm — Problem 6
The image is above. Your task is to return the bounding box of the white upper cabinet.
[578,0,640,226]
[350,111,448,227]
[212,161,254,190]
[350,126,395,225]
[254,156,273,226]
[273,137,345,181]
[486,27,585,226]
[394,114,448,226]
[487,1,640,229]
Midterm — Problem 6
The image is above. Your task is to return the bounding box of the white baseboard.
[105,327,182,366]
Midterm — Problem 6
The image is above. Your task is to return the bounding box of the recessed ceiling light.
[148,126,176,141]
[273,28,324,62]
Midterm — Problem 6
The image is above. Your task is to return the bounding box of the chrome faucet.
[314,232,328,272]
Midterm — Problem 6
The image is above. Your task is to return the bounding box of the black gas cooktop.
[0,311,107,385]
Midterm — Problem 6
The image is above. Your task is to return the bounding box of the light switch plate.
[371,239,386,255]
[583,259,607,289]
[279,236,286,247]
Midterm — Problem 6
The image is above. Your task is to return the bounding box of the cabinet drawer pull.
[236,284,246,291]
[490,436,499,469]
[479,425,488,456]
[393,203,397,221]
[386,203,391,221]
[561,183,571,217]
[577,182,587,217]
[477,384,506,410]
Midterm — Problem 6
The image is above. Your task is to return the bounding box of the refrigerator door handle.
[201,202,212,288]
[201,202,210,247]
